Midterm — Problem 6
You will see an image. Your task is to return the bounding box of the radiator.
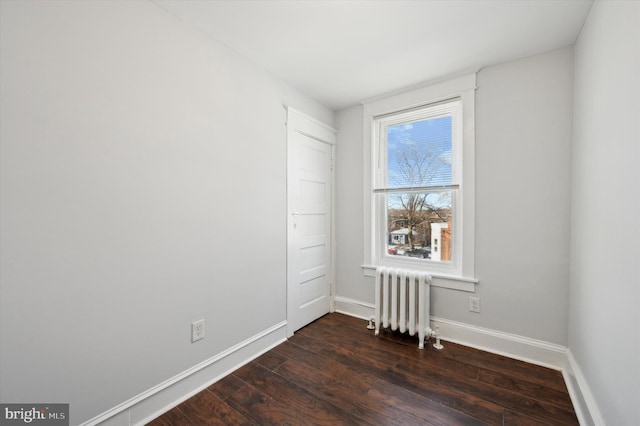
[374,266,434,349]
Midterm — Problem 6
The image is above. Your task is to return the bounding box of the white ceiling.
[152,0,593,111]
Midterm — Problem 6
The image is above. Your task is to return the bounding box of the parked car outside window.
[404,247,431,259]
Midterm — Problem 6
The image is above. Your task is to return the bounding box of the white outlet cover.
[469,296,481,313]
[191,319,205,342]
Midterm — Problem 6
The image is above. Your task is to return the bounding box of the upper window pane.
[386,115,453,189]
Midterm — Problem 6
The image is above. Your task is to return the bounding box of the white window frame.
[362,73,477,291]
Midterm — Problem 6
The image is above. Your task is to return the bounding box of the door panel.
[287,108,335,336]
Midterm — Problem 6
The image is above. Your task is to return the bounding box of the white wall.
[0,1,332,424]
[335,47,574,345]
[570,1,640,424]
[334,105,369,307]
[469,47,573,344]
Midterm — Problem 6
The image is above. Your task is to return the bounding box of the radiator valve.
[367,316,375,330]
[432,326,444,350]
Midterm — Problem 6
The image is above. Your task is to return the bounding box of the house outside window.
[363,73,477,287]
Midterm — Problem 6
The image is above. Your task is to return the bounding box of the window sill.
[361,264,478,292]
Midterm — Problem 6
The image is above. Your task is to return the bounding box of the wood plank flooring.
[147,313,578,425]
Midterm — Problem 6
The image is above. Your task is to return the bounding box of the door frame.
[286,107,336,338]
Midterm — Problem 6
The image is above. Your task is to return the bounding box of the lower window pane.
[386,191,452,262]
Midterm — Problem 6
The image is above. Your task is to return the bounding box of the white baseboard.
[82,321,288,426]
[430,316,568,370]
[564,349,604,426]
[335,296,602,426]
[334,295,374,320]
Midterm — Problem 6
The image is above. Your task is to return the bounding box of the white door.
[287,108,335,337]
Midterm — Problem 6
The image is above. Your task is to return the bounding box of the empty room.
[0,0,638,425]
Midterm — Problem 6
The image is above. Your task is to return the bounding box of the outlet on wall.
[468,296,481,313]
[191,319,205,342]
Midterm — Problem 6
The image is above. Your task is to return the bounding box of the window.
[363,73,476,286]
[374,99,460,264]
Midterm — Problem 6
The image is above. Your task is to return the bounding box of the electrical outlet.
[191,319,205,342]
[469,296,481,313]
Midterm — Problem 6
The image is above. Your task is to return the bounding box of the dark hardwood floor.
[147,313,578,425]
